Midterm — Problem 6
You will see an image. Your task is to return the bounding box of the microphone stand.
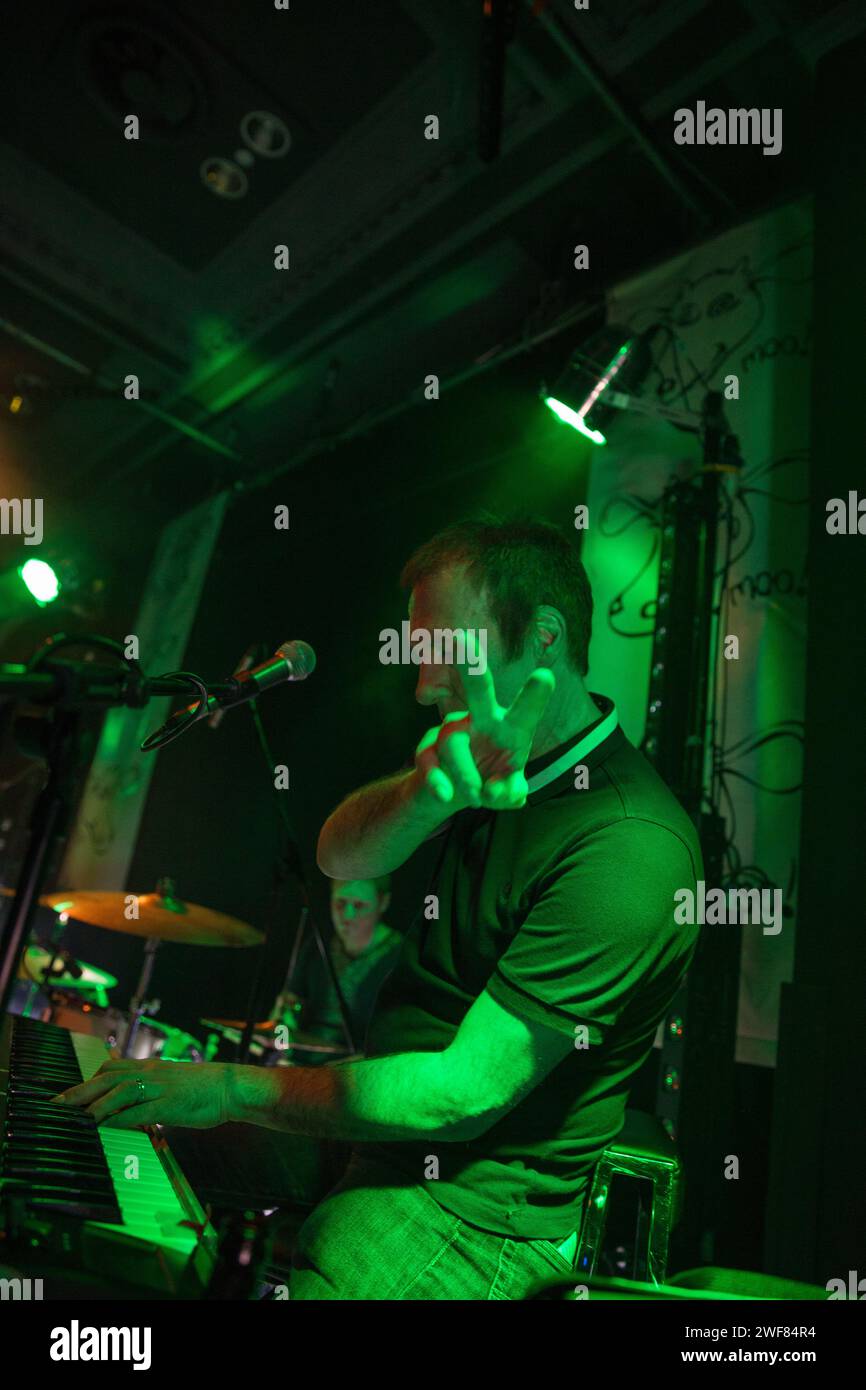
[0,638,322,1033]
[599,384,745,1265]
[0,644,202,1018]
[0,706,89,1018]
[236,687,356,1064]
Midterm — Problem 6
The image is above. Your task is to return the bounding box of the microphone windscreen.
[277,640,316,679]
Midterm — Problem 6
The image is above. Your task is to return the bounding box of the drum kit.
[2,881,350,1067]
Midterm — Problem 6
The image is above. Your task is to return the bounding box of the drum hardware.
[42,878,264,1057]
[46,999,128,1046]
[200,1015,351,1065]
[8,879,266,1063]
[19,944,117,1008]
[200,1017,280,1061]
[126,934,159,1059]
[129,1015,206,1063]
[41,997,205,1063]
[8,941,119,1024]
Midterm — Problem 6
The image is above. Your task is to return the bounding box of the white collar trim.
[526,702,619,796]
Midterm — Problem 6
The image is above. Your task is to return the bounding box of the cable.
[721,721,804,756]
[716,767,802,795]
[139,672,209,752]
[598,493,661,537]
[741,449,809,484]
[28,632,142,677]
[606,532,662,638]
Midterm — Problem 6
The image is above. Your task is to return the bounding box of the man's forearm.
[316,767,448,879]
[225,1051,484,1143]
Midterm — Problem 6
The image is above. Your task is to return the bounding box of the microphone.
[141,641,316,752]
[208,643,259,730]
[173,641,316,731]
[206,640,316,719]
[216,640,316,710]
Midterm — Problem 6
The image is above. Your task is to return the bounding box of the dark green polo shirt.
[363,695,703,1239]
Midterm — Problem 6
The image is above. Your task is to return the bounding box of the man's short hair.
[399,517,593,676]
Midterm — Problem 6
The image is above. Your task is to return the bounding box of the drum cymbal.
[202,1016,276,1031]
[18,945,117,993]
[0,886,70,936]
[42,891,263,947]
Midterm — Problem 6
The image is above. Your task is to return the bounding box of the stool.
[574,1109,682,1286]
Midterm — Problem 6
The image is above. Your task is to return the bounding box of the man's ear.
[534,605,566,662]
[378,892,392,917]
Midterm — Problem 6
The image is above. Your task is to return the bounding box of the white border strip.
[526,704,619,796]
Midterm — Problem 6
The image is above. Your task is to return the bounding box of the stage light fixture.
[543,325,653,445]
[19,559,60,605]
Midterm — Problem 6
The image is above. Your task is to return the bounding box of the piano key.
[1,1014,217,1291]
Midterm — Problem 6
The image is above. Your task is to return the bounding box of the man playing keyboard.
[56,518,702,1301]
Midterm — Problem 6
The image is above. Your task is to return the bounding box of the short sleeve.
[485,817,698,1045]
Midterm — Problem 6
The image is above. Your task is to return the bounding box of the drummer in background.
[275,875,401,1062]
[147,876,403,1218]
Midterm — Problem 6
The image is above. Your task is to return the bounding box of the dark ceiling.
[0,0,858,580]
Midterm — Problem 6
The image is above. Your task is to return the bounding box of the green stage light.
[544,395,607,445]
[19,558,60,605]
[544,326,653,447]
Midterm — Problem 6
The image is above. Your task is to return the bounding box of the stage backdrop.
[58,491,229,891]
[581,197,811,1068]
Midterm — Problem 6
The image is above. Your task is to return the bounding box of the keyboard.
[0,1013,217,1296]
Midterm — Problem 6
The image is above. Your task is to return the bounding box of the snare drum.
[129,1017,205,1062]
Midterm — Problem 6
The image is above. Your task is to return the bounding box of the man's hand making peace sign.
[414,630,555,813]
